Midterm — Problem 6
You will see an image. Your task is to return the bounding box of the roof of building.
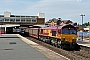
[0,24,20,27]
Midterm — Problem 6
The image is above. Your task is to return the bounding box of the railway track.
[80,45,90,54]
[23,36,90,60]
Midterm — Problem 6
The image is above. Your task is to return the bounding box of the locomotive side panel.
[39,28,58,38]
[49,29,58,38]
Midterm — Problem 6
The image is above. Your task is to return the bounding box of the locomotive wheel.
[57,40,61,48]
[39,36,41,41]
[60,45,63,49]
[51,39,54,46]
[54,39,58,47]
[49,39,51,44]
[54,43,57,47]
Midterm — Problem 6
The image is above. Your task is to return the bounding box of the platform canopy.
[0,24,20,27]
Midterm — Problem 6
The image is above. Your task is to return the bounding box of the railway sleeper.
[80,46,90,54]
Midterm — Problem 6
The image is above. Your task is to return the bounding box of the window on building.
[10,18,15,22]
[5,18,10,22]
[26,18,31,22]
[0,18,4,22]
[32,18,37,23]
[16,18,20,22]
[21,18,25,22]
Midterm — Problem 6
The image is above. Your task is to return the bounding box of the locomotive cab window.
[52,31,56,36]
[62,29,68,34]
[70,29,76,34]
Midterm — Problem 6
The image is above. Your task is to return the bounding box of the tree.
[83,22,90,26]
[87,22,90,26]
[58,18,62,20]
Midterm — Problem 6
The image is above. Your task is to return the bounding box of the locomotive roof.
[41,24,74,29]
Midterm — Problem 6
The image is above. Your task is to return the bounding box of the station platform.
[0,34,50,60]
[77,39,90,47]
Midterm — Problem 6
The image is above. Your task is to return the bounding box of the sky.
[0,0,90,24]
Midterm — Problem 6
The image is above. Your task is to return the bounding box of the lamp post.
[80,14,85,41]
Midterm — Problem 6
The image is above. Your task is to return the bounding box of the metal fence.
[77,32,90,36]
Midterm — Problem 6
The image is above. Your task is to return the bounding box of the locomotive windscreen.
[62,24,77,34]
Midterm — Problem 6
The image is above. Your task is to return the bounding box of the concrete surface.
[0,34,50,60]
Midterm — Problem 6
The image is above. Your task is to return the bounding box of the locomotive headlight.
[72,39,76,42]
[62,38,65,41]
[73,37,74,39]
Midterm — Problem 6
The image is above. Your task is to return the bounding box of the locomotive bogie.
[57,40,62,48]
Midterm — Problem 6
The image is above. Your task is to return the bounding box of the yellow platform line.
[16,34,38,45]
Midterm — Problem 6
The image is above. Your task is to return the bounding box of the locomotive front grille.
[61,34,77,43]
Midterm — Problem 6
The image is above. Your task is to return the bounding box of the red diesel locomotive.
[25,24,80,50]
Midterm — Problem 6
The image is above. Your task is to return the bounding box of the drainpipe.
[5,25,6,34]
